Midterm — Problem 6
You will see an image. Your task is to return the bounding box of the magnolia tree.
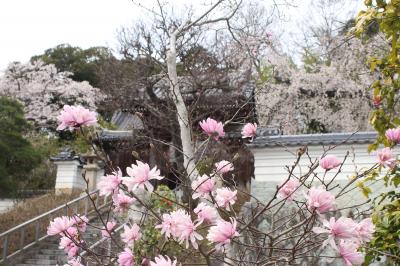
[44,105,391,266]
[0,60,104,128]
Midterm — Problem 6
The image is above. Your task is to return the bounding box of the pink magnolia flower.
[47,216,74,236]
[241,123,257,138]
[121,224,141,245]
[118,248,135,266]
[123,161,163,193]
[65,226,79,238]
[156,213,176,239]
[338,241,364,266]
[150,255,178,266]
[355,218,375,243]
[176,216,203,249]
[312,217,357,248]
[377,147,397,168]
[156,209,203,249]
[215,187,237,210]
[59,236,80,258]
[214,160,234,175]
[56,105,97,131]
[71,214,88,232]
[98,169,122,196]
[191,175,215,199]
[207,218,240,251]
[306,187,335,214]
[101,221,116,238]
[319,155,341,170]
[194,202,219,224]
[278,179,300,201]
[113,193,135,213]
[199,118,225,140]
[386,128,400,143]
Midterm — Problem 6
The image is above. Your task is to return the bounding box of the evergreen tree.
[0,97,41,197]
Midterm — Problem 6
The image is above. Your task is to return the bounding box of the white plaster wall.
[250,143,396,207]
[54,161,85,191]
[0,199,16,213]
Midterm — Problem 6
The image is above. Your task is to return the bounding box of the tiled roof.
[98,130,133,141]
[248,131,377,148]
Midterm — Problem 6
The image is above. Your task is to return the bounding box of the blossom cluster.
[312,217,374,266]
[0,60,104,127]
[49,109,384,265]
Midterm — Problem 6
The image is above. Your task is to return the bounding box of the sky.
[0,0,363,72]
[0,0,139,71]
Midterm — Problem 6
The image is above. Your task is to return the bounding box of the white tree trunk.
[166,32,198,181]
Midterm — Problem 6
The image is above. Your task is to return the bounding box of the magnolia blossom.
[71,214,88,232]
[149,255,178,266]
[194,202,219,224]
[356,218,375,243]
[123,161,163,193]
[191,175,215,199]
[121,224,141,245]
[215,187,237,210]
[199,118,225,140]
[113,193,135,213]
[56,105,97,131]
[385,128,400,144]
[307,187,335,214]
[214,160,234,175]
[312,217,357,248]
[338,241,364,266]
[278,179,300,201]
[118,248,135,266]
[177,216,203,249]
[319,155,341,170]
[156,209,203,249]
[207,218,240,251]
[377,148,397,168]
[101,221,116,238]
[241,123,257,138]
[98,169,123,196]
[59,236,80,258]
[47,216,74,236]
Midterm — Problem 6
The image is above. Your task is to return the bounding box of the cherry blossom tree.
[0,60,104,128]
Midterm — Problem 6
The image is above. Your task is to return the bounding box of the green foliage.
[133,185,183,262]
[0,97,41,197]
[355,0,400,148]
[364,191,400,265]
[196,157,214,176]
[356,2,400,262]
[31,44,113,87]
[151,185,177,212]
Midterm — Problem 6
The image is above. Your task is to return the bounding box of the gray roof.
[248,131,377,148]
[111,111,144,130]
[98,130,133,141]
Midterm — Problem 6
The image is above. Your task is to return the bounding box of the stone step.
[30,254,57,260]
[39,249,65,255]
[24,258,58,264]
